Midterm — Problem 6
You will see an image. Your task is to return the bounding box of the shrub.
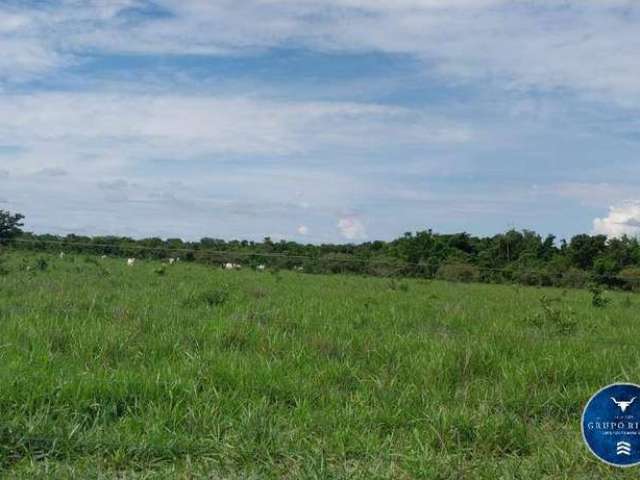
[184,288,229,308]
[35,257,48,272]
[436,263,479,283]
[0,257,8,275]
[512,267,553,287]
[558,268,590,289]
[387,279,409,292]
[527,295,577,335]
[366,256,407,278]
[618,267,640,291]
[589,283,611,308]
[319,253,362,274]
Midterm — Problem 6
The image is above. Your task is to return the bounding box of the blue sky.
[1,0,639,242]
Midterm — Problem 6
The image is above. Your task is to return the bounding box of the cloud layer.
[0,1,638,241]
[3,1,640,103]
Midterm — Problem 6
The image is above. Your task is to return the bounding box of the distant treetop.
[0,210,25,245]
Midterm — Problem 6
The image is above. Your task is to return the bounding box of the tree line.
[3,209,640,289]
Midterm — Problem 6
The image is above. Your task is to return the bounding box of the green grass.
[0,251,638,478]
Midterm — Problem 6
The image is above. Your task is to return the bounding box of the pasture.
[0,251,638,478]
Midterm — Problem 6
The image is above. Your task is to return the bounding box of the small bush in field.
[35,257,48,271]
[558,268,590,289]
[527,295,577,335]
[589,283,610,308]
[367,256,407,277]
[436,262,479,283]
[82,255,110,276]
[618,267,640,291]
[388,279,409,292]
[184,287,229,308]
[0,258,8,275]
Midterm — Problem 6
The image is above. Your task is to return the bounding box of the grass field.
[0,251,638,478]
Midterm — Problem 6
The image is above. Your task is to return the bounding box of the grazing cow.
[224,262,234,270]
[294,266,304,272]
[127,258,136,267]
[168,258,176,265]
[101,255,107,259]
[257,264,266,271]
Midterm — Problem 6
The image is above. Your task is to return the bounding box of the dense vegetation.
[4,209,640,289]
[0,250,637,478]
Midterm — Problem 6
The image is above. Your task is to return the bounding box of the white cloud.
[0,92,470,178]
[593,202,640,238]
[0,12,31,33]
[0,38,64,82]
[297,225,309,235]
[337,216,367,240]
[3,1,640,105]
[549,182,640,208]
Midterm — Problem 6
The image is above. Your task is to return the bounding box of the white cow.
[168,258,176,265]
[101,255,108,260]
[127,258,136,267]
[224,262,234,270]
[59,252,65,259]
[257,264,266,271]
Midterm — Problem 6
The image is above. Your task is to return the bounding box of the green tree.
[0,210,24,245]
[567,234,607,270]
